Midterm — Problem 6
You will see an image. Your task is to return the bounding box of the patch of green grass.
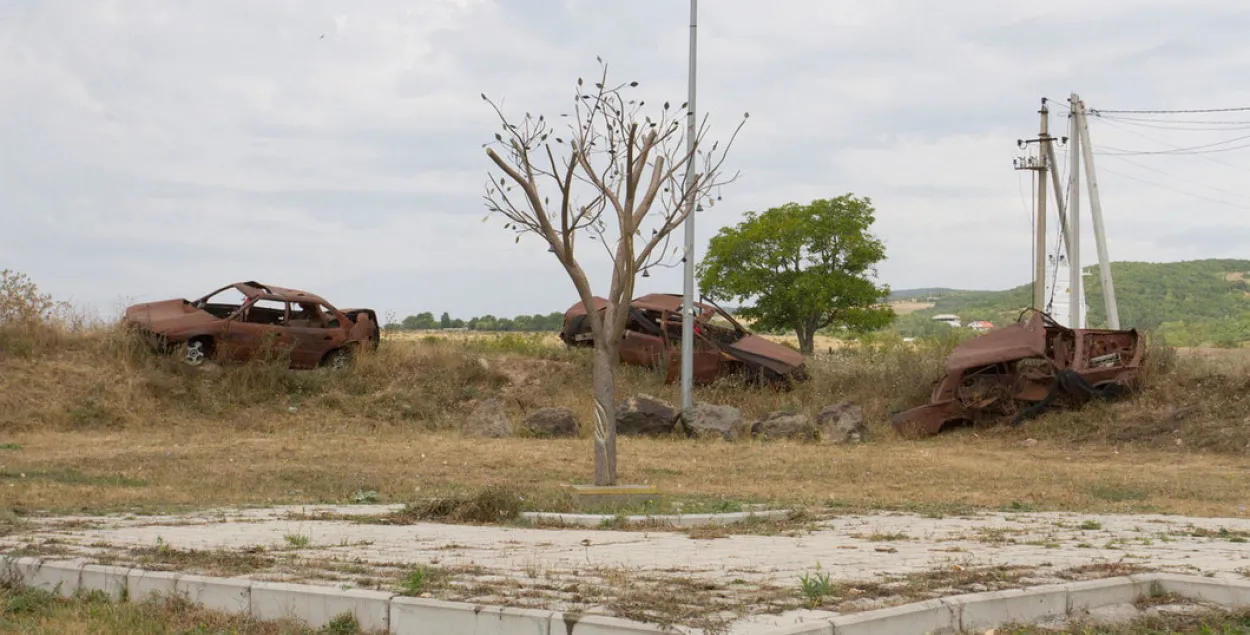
[0,584,351,634]
[798,565,836,608]
[1079,520,1104,531]
[399,566,432,596]
[0,443,20,451]
[0,468,146,488]
[1088,485,1149,502]
[283,532,311,549]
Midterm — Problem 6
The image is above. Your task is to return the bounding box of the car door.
[619,309,667,369]
[223,298,292,363]
[285,302,349,368]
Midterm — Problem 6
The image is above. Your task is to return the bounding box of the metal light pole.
[679,0,698,412]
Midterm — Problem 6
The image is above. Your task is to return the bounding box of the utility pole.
[1034,102,1049,312]
[1067,93,1082,328]
[1013,98,1051,311]
[679,0,698,412]
[1074,96,1120,328]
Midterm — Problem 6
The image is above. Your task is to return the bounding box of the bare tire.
[182,339,211,366]
[323,347,352,370]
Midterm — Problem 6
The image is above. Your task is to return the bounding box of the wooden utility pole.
[1074,97,1120,328]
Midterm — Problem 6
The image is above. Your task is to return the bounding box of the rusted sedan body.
[892,310,1144,437]
[124,281,379,369]
[559,293,808,384]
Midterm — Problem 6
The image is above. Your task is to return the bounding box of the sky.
[3,0,1250,321]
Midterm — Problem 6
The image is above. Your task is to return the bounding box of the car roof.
[234,281,332,306]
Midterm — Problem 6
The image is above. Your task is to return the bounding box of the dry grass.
[0,583,376,634]
[2,275,1249,519]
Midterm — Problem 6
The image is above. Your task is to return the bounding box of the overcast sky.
[4,1,1250,320]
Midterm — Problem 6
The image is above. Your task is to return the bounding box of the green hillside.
[889,259,1250,346]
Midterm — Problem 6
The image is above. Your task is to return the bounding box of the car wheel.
[324,347,352,370]
[183,340,210,366]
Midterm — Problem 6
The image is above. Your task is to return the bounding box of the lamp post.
[680,0,698,412]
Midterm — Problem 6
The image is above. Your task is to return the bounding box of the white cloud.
[2,0,1249,320]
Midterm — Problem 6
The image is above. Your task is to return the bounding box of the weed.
[322,612,361,635]
[0,444,19,451]
[400,567,428,596]
[798,564,836,608]
[1079,520,1103,531]
[283,533,311,549]
[394,485,522,524]
[351,489,380,504]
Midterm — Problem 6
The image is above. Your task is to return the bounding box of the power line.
[1092,116,1250,132]
[1098,153,1250,203]
[1094,163,1250,211]
[1096,134,1250,155]
[1090,106,1250,115]
[1090,116,1250,173]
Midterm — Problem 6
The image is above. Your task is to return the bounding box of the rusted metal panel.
[892,310,1144,437]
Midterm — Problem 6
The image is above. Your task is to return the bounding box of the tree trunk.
[796,325,816,356]
[591,338,619,486]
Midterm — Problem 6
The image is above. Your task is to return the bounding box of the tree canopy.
[698,195,893,354]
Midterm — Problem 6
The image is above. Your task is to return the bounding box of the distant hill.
[889,259,1250,346]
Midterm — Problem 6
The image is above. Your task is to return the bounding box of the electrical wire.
[1091,106,1250,115]
[1091,116,1250,174]
[1097,137,1250,156]
[1092,164,1250,211]
[1098,153,1250,203]
[1091,116,1250,131]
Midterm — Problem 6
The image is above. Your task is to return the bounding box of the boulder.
[815,401,867,444]
[616,394,679,437]
[523,407,580,438]
[464,397,513,438]
[752,411,817,441]
[681,402,749,441]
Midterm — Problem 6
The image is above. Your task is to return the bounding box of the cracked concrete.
[5,505,1250,633]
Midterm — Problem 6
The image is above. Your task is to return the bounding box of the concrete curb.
[4,555,1250,634]
[519,508,792,527]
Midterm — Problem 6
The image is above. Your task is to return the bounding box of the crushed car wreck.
[892,309,1145,437]
[559,293,808,384]
[124,281,380,369]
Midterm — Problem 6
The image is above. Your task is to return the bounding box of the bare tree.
[483,61,745,486]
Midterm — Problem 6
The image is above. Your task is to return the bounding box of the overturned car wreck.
[560,293,808,385]
[892,310,1144,437]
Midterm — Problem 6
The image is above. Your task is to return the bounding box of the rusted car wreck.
[892,310,1144,436]
[559,293,808,384]
[124,281,380,369]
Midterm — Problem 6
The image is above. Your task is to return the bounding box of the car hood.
[724,334,806,375]
[124,299,219,334]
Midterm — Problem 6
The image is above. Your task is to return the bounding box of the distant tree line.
[385,311,566,332]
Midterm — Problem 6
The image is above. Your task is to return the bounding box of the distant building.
[968,320,994,332]
[931,314,962,328]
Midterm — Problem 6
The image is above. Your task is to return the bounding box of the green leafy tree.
[698,195,894,355]
[439,312,452,329]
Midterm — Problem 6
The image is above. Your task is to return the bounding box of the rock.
[815,401,866,444]
[968,583,989,593]
[1022,438,1038,447]
[616,394,679,437]
[464,397,513,438]
[523,407,580,438]
[681,402,749,441]
[753,411,817,441]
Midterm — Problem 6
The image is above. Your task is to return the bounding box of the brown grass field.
[2,269,1249,524]
[2,310,1249,522]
